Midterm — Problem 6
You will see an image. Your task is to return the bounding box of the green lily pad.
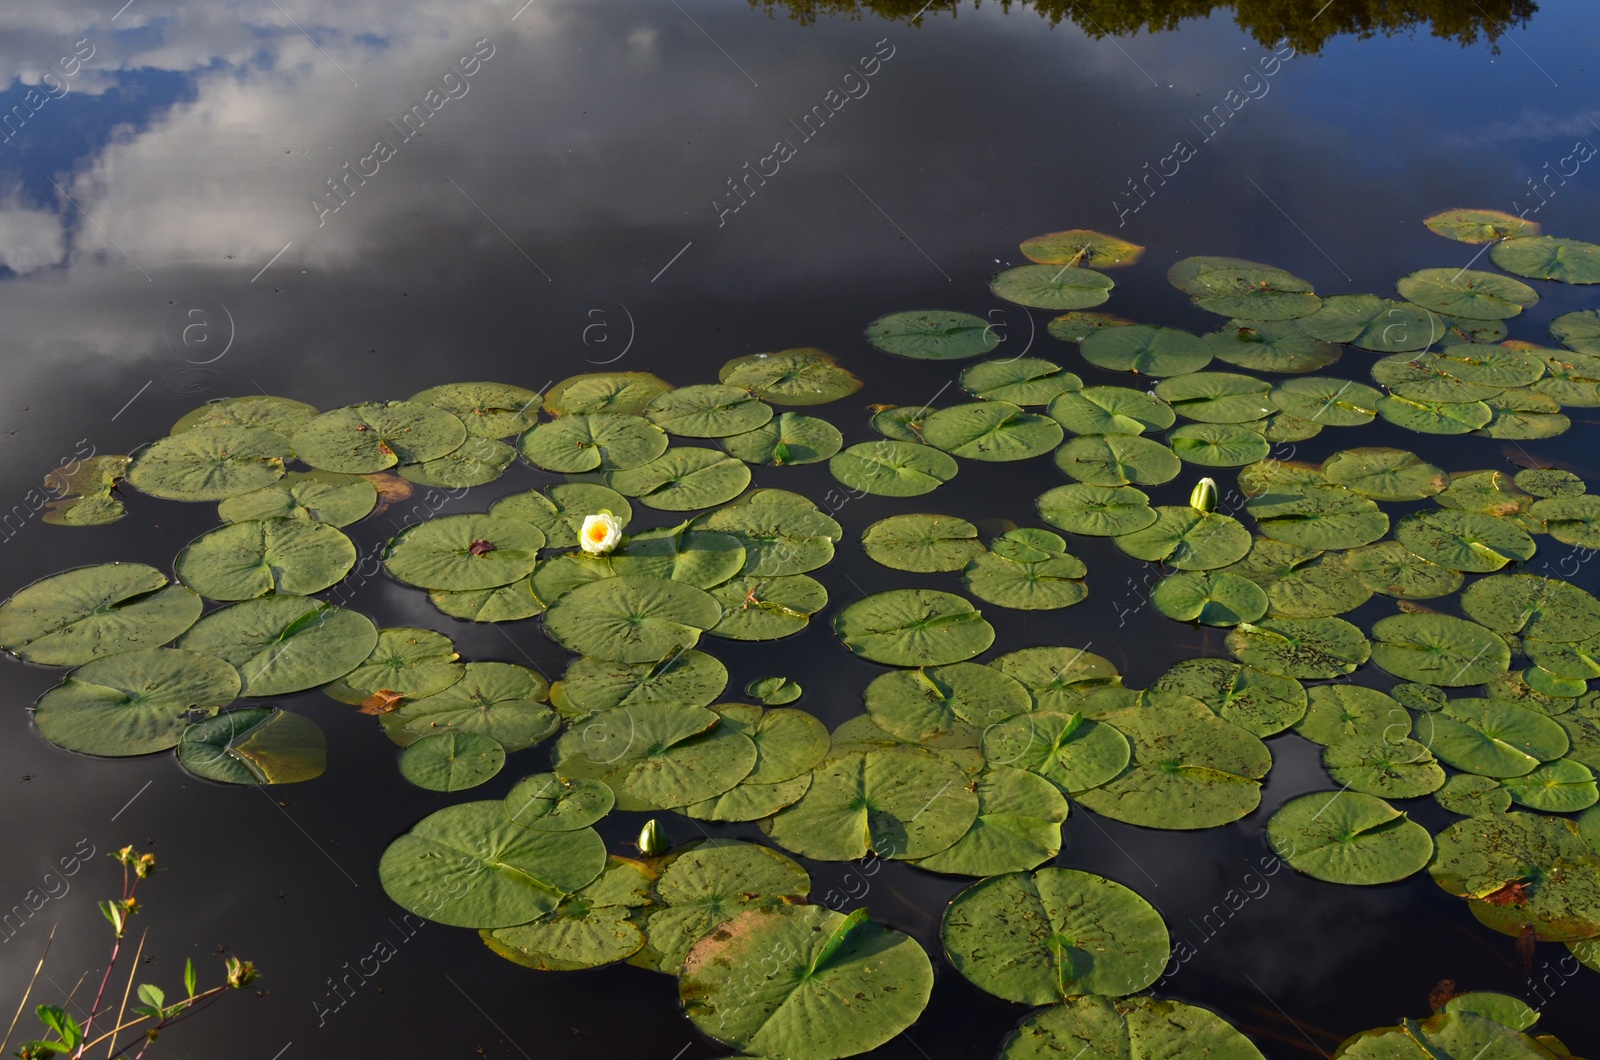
[864,309,999,360]
[963,547,1087,611]
[1000,996,1266,1060]
[922,402,1064,461]
[1370,613,1511,685]
[1150,658,1305,736]
[1204,320,1342,373]
[1397,268,1539,320]
[40,455,129,527]
[1177,263,1321,320]
[1036,483,1157,537]
[481,856,654,971]
[0,563,202,666]
[1046,386,1175,435]
[1382,393,1496,434]
[991,265,1115,310]
[1434,469,1537,520]
[1268,376,1382,426]
[961,358,1082,405]
[747,676,802,706]
[1530,495,1600,548]
[516,413,668,473]
[1267,791,1433,885]
[719,348,862,405]
[1430,811,1600,941]
[290,401,468,474]
[605,528,746,588]
[33,647,241,756]
[834,589,994,667]
[1424,208,1540,243]
[1046,311,1138,343]
[1501,758,1599,813]
[384,513,544,591]
[175,707,325,784]
[176,595,377,696]
[385,662,557,752]
[1428,700,1568,777]
[706,574,827,641]
[1020,229,1144,268]
[398,437,516,488]
[1300,295,1446,353]
[763,745,979,861]
[1533,349,1600,405]
[1167,423,1270,467]
[175,518,356,601]
[830,440,962,497]
[544,372,673,416]
[1150,571,1268,626]
[323,627,463,705]
[1225,616,1370,678]
[378,801,606,928]
[990,646,1122,710]
[490,484,633,550]
[680,774,812,822]
[1440,992,1539,1033]
[172,395,318,437]
[1054,434,1181,487]
[1469,394,1568,441]
[646,384,772,438]
[1373,353,1506,404]
[543,575,721,663]
[127,426,289,500]
[679,904,933,1060]
[1080,324,1211,376]
[1074,695,1272,828]
[427,578,546,623]
[503,773,616,831]
[218,470,377,527]
[1394,509,1536,572]
[911,766,1069,876]
[557,650,727,717]
[408,381,541,438]
[1323,448,1447,501]
[552,702,756,811]
[1491,235,1600,284]
[942,868,1168,1005]
[1436,773,1513,816]
[981,711,1131,793]
[1154,372,1276,424]
[869,406,930,441]
[1266,553,1373,617]
[1514,468,1584,498]
[1344,541,1465,599]
[1551,309,1600,353]
[398,731,506,791]
[1323,735,1445,798]
[861,514,983,572]
[1293,685,1408,746]
[605,448,752,510]
[864,662,1033,747]
[1112,506,1251,570]
[1460,574,1600,641]
[722,412,844,466]
[714,706,829,786]
[691,488,843,576]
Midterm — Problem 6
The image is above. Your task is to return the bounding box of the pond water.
[2,1,1600,1057]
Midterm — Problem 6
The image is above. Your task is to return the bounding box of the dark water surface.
[2,1,1600,1056]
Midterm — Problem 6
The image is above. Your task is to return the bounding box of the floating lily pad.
[398,437,516,488]
[707,574,827,641]
[1035,483,1157,537]
[41,455,129,527]
[963,548,1087,611]
[1112,506,1251,570]
[1533,349,1600,405]
[1047,387,1175,437]
[646,384,772,438]
[1268,377,1382,426]
[1501,758,1599,813]
[1434,469,1537,519]
[1020,229,1144,268]
[747,676,802,706]
[833,589,994,667]
[1167,423,1270,467]
[175,707,326,784]
[1460,574,1600,641]
[716,706,830,786]
[961,358,1082,405]
[942,868,1168,1004]
[0,563,202,666]
[1150,571,1267,626]
[558,650,727,717]
[719,348,862,405]
[1428,700,1568,777]
[175,518,356,601]
[1054,434,1181,487]
[1150,658,1305,736]
[1430,812,1600,941]
[679,904,933,1060]
[1530,495,1600,548]
[1394,509,1535,572]
[861,514,984,572]
[544,373,673,416]
[127,426,289,500]
[290,401,467,474]
[1432,344,1547,386]
[1225,617,1370,678]
[606,528,746,588]
[1323,735,1445,798]
[218,470,377,527]
[1514,468,1584,498]
[482,856,654,971]
[516,413,669,473]
[982,711,1131,792]
[605,448,752,510]
[1344,541,1464,599]
[398,731,506,791]
[1370,613,1511,685]
[635,840,811,974]
[1074,696,1272,829]
[552,702,757,811]
[990,646,1122,711]
[491,484,633,550]
[991,265,1115,310]
[1176,262,1320,320]
[1424,208,1540,243]
[1300,295,1446,353]
[1000,996,1266,1060]
[1266,553,1373,617]
[1490,235,1600,284]
[408,381,541,438]
[869,406,930,442]
[867,308,1005,362]
[1204,320,1342,373]
[763,745,979,861]
[1373,353,1505,404]
[384,513,544,591]
[691,489,841,576]
[722,412,844,466]
[33,647,241,756]
[1046,311,1137,343]
[911,767,1069,876]
[1294,685,1408,746]
[172,395,318,437]
[543,576,722,663]
[503,773,616,831]
[323,627,463,705]
[1376,394,1495,434]
[1398,268,1539,320]
[922,402,1064,461]
[1435,773,1513,816]
[1154,372,1275,424]
[1551,309,1600,353]
[1080,325,1211,376]
[1267,791,1433,885]
[1323,448,1447,501]
[176,595,377,696]
[864,662,1033,748]
[378,802,606,929]
[428,578,546,623]
[386,662,557,752]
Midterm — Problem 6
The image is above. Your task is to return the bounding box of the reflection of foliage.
[748,0,1538,54]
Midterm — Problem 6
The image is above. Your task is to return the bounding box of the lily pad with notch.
[176,594,377,697]
[176,707,326,784]
[127,426,289,500]
[516,413,668,473]
[289,401,467,474]
[33,647,241,757]
[719,348,862,406]
[1267,790,1433,885]
[865,309,999,360]
[0,563,202,666]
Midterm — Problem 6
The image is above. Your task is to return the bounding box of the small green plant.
[3,846,257,1059]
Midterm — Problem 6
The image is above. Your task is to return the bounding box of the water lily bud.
[637,818,668,857]
[579,510,623,555]
[1189,477,1218,513]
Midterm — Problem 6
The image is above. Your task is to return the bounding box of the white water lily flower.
[579,510,623,554]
